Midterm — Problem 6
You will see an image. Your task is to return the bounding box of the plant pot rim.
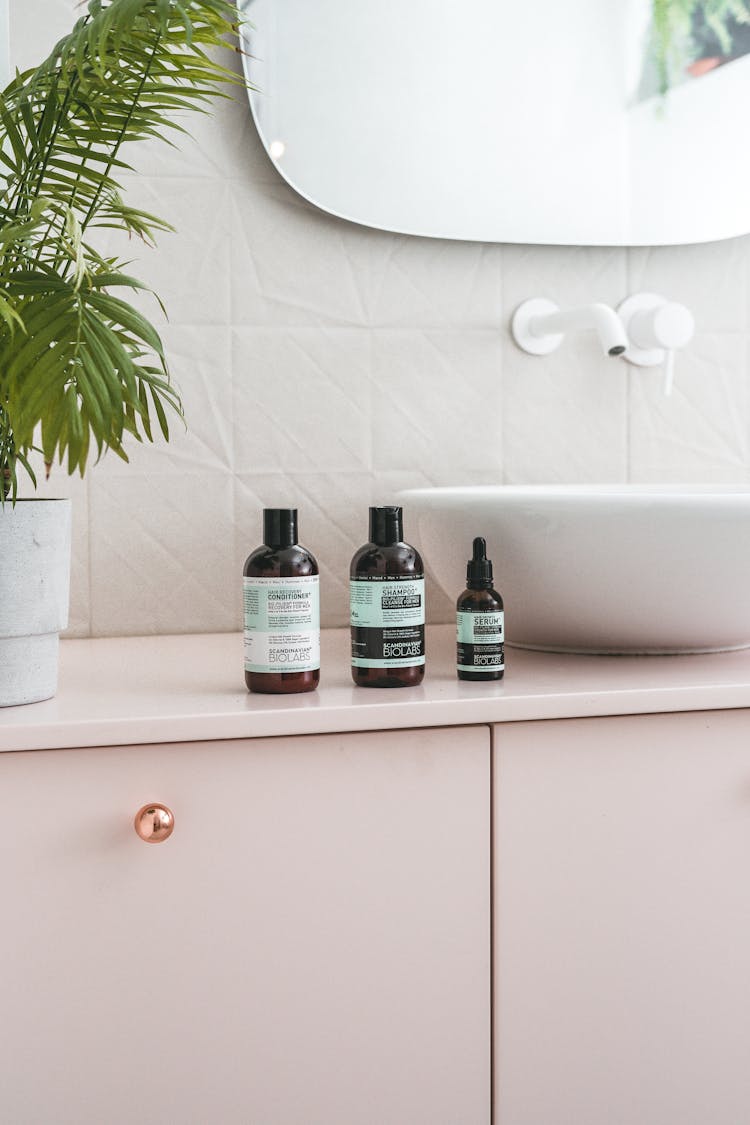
[1,497,72,504]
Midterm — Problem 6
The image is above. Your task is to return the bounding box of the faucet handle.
[628,300,694,352]
[617,293,695,394]
[663,349,676,397]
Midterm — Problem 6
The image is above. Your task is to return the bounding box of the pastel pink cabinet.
[494,708,750,1125]
[0,726,490,1125]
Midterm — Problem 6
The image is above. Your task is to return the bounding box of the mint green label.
[350,575,425,668]
[457,610,504,645]
[244,576,320,673]
[350,576,425,629]
[456,609,504,673]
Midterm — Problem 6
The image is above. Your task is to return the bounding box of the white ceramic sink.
[399,485,750,654]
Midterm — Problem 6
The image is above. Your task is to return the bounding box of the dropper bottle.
[456,537,504,681]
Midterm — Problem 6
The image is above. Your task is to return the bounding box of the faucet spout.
[511,299,629,357]
[530,303,627,357]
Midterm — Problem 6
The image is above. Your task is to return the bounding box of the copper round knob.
[134,803,174,843]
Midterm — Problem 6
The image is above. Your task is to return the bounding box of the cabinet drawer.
[0,726,489,1125]
[494,709,750,1125]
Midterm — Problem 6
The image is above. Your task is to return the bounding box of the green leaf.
[79,308,132,409]
[87,270,152,290]
[0,0,246,488]
[12,339,76,439]
[85,289,165,354]
[15,448,37,489]
[5,305,75,384]
[0,96,28,168]
[0,292,24,333]
[40,393,71,464]
[148,379,170,439]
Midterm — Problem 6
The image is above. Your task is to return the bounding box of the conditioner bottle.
[243,508,320,694]
[350,506,425,688]
[456,537,504,681]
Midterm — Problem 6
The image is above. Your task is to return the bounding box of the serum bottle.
[350,506,425,688]
[243,508,320,694]
[456,537,504,681]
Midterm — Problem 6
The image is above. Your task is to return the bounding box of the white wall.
[0,0,8,87]
[11,1,750,637]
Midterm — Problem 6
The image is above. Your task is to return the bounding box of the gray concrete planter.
[0,499,72,707]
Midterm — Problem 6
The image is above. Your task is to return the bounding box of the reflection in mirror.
[239,0,750,246]
[648,2,750,96]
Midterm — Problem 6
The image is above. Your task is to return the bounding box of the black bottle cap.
[466,536,493,588]
[263,508,298,549]
[369,506,403,547]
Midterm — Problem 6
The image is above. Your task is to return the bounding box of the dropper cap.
[263,508,298,549]
[466,536,493,589]
[369,506,403,547]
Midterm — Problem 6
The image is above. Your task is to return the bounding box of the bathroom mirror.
[239,0,750,246]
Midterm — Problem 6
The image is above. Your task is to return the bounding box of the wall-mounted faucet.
[511,299,628,358]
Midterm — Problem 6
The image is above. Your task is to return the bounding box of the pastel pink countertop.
[2,625,750,752]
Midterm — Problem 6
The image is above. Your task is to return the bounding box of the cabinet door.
[0,726,489,1125]
[494,709,750,1125]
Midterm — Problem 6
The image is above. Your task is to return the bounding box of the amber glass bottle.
[243,508,320,694]
[456,537,504,681]
[350,506,425,688]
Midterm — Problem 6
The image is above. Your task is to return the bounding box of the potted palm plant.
[0,0,242,706]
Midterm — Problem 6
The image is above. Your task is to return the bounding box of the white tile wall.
[10,2,750,636]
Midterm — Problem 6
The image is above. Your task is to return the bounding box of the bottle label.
[350,575,425,668]
[456,609,504,672]
[244,575,320,673]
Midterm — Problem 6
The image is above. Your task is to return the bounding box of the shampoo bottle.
[350,506,425,688]
[456,537,504,681]
[243,508,320,694]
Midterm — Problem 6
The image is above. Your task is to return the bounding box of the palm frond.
[0,0,248,499]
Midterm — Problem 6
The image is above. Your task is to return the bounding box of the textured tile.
[95,325,233,476]
[233,328,371,474]
[371,331,503,474]
[368,238,502,328]
[627,236,750,335]
[228,176,395,328]
[500,246,629,484]
[230,160,500,332]
[121,117,224,183]
[502,245,627,319]
[93,177,233,327]
[628,335,750,483]
[502,335,629,483]
[89,472,236,635]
